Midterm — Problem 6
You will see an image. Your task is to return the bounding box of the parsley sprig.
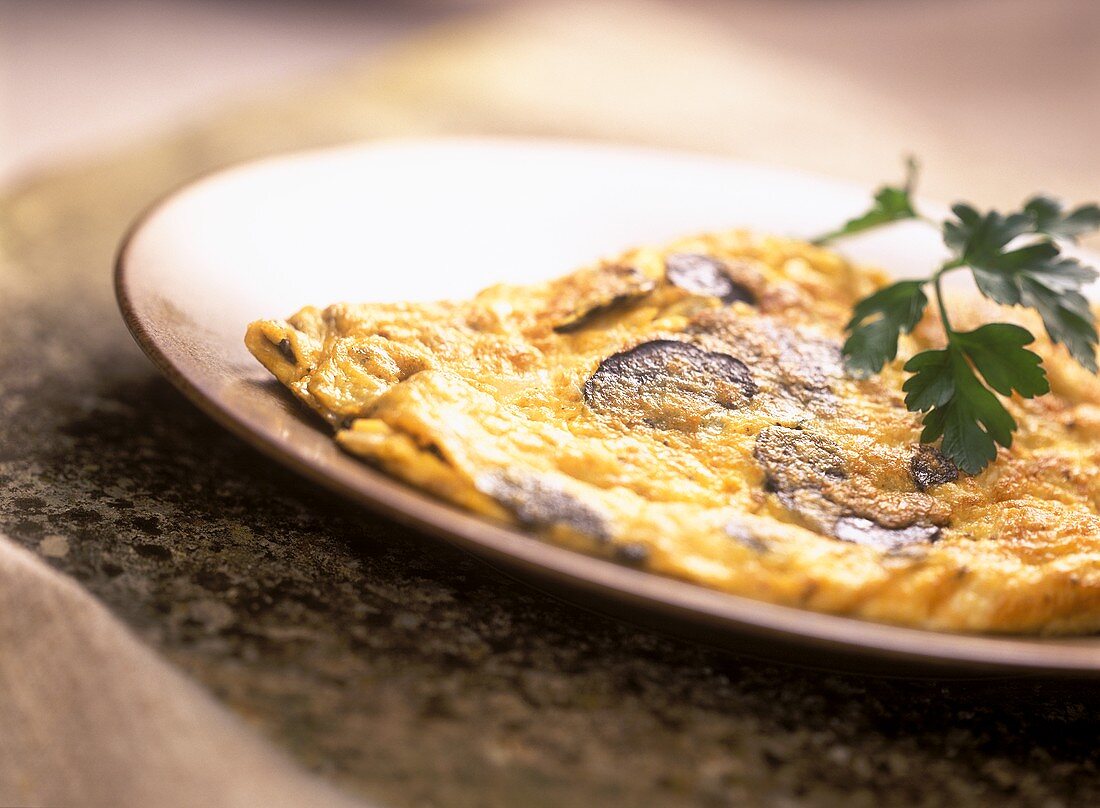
[814,162,1100,474]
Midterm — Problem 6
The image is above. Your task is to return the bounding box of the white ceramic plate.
[116,137,1100,675]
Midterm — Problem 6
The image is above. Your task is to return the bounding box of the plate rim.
[114,135,1100,676]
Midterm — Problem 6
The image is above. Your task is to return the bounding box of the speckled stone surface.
[3,43,1100,808]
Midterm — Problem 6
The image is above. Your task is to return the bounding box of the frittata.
[245,231,1100,634]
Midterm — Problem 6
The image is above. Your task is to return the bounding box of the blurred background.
[2,0,1098,204]
[2,2,1100,806]
[0,0,456,178]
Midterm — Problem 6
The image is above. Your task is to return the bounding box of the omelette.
[246,231,1100,634]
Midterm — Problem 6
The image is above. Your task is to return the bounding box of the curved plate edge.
[114,137,1100,677]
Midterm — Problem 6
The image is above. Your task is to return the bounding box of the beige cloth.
[2,1,1098,805]
[0,536,364,808]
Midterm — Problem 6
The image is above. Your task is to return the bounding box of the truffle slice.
[584,340,756,430]
[665,253,755,305]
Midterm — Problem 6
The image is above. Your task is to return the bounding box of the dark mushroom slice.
[753,426,846,534]
[584,340,757,430]
[834,517,940,552]
[552,265,656,332]
[271,337,296,363]
[910,445,959,491]
[477,469,610,542]
[687,310,843,416]
[665,253,756,305]
[780,332,844,396]
[754,427,940,550]
[754,426,846,489]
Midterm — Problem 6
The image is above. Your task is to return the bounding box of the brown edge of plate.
[113,141,1100,678]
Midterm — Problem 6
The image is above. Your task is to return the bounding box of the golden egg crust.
[246,232,1100,634]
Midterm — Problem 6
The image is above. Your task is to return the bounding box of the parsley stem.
[931,260,965,336]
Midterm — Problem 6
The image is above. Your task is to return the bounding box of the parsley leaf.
[941,204,1100,372]
[965,241,1060,306]
[842,280,928,376]
[900,325,1047,475]
[951,244,1099,372]
[1024,196,1100,242]
[903,345,1017,475]
[950,323,1049,397]
[1016,259,1099,372]
[825,159,1099,474]
[812,157,919,245]
[941,204,1031,264]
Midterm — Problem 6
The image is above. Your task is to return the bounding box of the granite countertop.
[3,21,1100,805]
